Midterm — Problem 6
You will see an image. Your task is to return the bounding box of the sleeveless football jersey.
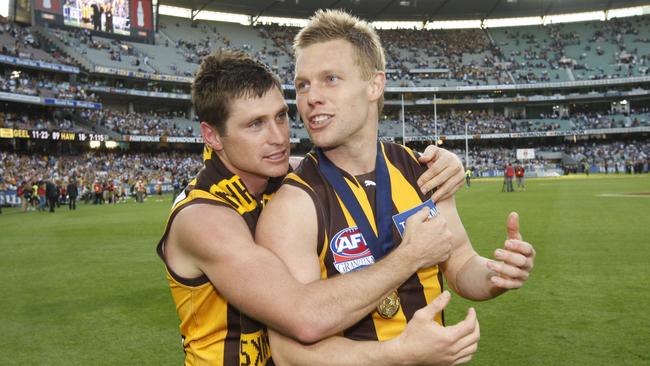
[157,146,280,365]
[284,142,444,341]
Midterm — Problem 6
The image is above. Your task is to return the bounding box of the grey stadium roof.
[160,0,650,22]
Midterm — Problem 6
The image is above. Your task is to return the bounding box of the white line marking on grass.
[597,193,650,198]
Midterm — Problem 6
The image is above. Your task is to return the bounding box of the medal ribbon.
[316,142,394,259]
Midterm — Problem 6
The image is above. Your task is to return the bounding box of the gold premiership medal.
[377,290,401,319]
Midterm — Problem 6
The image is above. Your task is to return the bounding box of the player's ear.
[367,71,385,103]
[200,122,224,151]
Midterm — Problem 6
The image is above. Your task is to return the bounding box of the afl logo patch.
[330,227,375,273]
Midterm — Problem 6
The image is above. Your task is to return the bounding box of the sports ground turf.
[1,174,648,365]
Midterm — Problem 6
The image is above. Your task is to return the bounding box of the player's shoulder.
[284,152,321,189]
[382,142,423,173]
[171,202,249,251]
[382,141,420,161]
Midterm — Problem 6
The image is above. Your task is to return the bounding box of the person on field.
[515,164,525,191]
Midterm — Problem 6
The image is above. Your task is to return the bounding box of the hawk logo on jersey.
[330,227,375,273]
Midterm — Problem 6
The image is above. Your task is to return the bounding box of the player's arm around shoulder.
[256,183,321,284]
[166,202,319,343]
[256,183,345,343]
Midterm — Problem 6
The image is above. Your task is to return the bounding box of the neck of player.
[218,153,269,196]
[322,125,379,176]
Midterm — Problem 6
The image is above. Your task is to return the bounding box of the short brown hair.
[192,50,282,134]
[294,9,386,112]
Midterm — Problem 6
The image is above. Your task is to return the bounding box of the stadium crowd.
[82,110,198,137]
[446,140,649,175]
[4,14,650,87]
[0,17,76,65]
[0,73,99,101]
[564,140,650,173]
[0,151,202,210]
[390,109,650,136]
[1,109,82,132]
[495,16,650,83]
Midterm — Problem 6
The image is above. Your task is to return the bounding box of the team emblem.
[330,227,375,273]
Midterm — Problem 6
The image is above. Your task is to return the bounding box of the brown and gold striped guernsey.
[284,142,444,341]
[157,146,280,366]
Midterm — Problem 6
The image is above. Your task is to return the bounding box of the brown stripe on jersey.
[343,315,379,341]
[397,273,429,320]
[223,304,241,365]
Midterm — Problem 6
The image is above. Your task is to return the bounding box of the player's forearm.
[454,254,507,300]
[298,247,420,340]
[270,330,402,366]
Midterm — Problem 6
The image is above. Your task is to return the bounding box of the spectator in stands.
[91,3,102,31]
[105,4,113,33]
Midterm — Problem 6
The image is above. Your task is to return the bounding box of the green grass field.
[1,174,648,365]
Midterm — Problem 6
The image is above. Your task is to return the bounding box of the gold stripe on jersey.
[285,172,310,189]
[166,189,229,222]
[402,144,420,164]
[385,149,444,325]
[167,277,229,365]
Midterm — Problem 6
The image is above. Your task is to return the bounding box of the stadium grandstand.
[1,0,649,202]
[2,2,649,366]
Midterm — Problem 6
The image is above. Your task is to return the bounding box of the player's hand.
[486,212,536,289]
[401,207,452,269]
[386,291,480,366]
[417,145,464,202]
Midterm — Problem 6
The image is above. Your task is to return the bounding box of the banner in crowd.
[0,128,106,142]
[0,92,102,109]
[123,135,300,144]
[516,148,536,160]
[94,66,193,83]
[0,54,80,74]
[405,126,650,142]
[43,98,102,109]
[88,86,191,100]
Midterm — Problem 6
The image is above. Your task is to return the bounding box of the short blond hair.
[294,9,385,112]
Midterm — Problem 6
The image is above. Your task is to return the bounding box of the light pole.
[465,120,470,169]
[433,93,438,146]
[401,93,405,145]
